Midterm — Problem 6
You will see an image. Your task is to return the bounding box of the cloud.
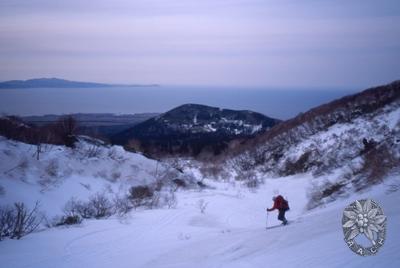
[0,0,399,86]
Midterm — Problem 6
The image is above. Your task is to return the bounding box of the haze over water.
[0,86,358,120]
[1,1,398,120]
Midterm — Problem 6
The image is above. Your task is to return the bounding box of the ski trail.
[63,226,124,260]
[3,175,398,268]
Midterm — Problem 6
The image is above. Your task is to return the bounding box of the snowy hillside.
[223,82,400,208]
[1,172,399,268]
[112,103,280,156]
[0,136,194,219]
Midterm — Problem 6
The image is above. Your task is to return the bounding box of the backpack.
[281,198,290,211]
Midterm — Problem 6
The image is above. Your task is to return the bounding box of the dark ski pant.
[278,209,288,224]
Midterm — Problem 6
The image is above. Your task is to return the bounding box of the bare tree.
[31,127,55,160]
[62,198,93,219]
[84,143,102,158]
[148,191,160,209]
[51,198,82,226]
[12,202,42,239]
[128,186,154,209]
[164,190,178,209]
[0,205,14,240]
[53,115,78,148]
[88,193,113,219]
[113,195,133,216]
[63,198,82,218]
[76,201,95,219]
[0,201,44,240]
[35,138,42,160]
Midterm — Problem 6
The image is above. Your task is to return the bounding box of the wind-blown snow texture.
[0,137,189,218]
[1,170,399,268]
[0,132,399,267]
[228,97,400,205]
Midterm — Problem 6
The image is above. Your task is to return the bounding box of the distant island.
[0,78,159,89]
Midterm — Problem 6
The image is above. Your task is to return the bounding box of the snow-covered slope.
[0,136,191,218]
[1,173,399,268]
[224,83,400,207]
[112,103,280,156]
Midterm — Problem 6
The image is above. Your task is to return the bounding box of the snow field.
[1,173,399,268]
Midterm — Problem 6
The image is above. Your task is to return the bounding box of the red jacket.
[267,195,285,211]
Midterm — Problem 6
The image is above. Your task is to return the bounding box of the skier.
[267,195,289,225]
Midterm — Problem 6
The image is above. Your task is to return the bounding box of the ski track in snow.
[63,226,124,259]
[1,175,399,268]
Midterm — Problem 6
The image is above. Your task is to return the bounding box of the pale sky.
[0,0,399,87]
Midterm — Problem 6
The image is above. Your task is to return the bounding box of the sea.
[0,86,359,120]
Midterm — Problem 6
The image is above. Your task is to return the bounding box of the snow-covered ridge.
[111,103,280,156]
[216,83,400,209]
[228,81,400,175]
[278,102,400,172]
[232,102,400,171]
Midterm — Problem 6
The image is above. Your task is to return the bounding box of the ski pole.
[266,210,269,229]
